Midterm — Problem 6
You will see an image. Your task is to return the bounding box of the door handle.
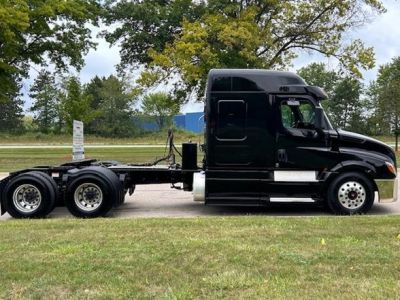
[277,149,288,163]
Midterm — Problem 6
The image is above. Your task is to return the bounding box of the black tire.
[3,172,57,218]
[34,172,59,213]
[65,174,114,218]
[326,172,374,215]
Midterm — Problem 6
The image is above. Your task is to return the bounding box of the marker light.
[386,162,397,176]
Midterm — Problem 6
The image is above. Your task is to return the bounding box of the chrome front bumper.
[375,177,398,203]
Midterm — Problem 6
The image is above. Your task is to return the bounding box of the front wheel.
[326,172,374,215]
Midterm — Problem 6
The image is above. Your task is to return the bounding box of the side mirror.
[314,107,325,136]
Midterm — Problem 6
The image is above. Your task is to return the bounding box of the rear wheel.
[66,176,113,218]
[4,172,57,218]
[326,172,374,215]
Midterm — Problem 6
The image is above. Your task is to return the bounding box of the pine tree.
[29,70,59,133]
[60,76,97,133]
[84,75,137,137]
[0,94,24,133]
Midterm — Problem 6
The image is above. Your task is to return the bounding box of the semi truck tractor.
[0,69,397,218]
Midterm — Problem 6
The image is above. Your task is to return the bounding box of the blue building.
[173,112,204,133]
[134,112,205,133]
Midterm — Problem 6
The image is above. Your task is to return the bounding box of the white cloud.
[79,25,121,83]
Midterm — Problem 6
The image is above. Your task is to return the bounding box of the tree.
[298,63,364,132]
[60,76,97,133]
[29,70,59,133]
[141,92,180,129]
[372,57,400,150]
[330,77,363,131]
[298,62,339,122]
[363,81,384,136]
[85,75,137,137]
[102,0,206,68]
[297,63,338,98]
[83,75,105,134]
[85,76,104,111]
[0,0,100,102]
[104,0,384,99]
[0,91,24,133]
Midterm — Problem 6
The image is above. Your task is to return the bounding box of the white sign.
[73,120,85,160]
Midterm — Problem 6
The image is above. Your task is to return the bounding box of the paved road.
[0,177,399,220]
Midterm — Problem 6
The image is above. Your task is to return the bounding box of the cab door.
[275,96,333,170]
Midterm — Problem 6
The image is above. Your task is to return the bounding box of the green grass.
[0,132,395,145]
[0,146,398,173]
[0,130,202,145]
[0,147,204,172]
[0,216,399,299]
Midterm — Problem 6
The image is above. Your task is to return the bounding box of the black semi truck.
[0,69,397,218]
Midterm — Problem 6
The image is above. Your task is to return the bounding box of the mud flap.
[0,182,5,215]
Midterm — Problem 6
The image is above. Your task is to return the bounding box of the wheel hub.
[348,191,358,200]
[74,183,103,212]
[338,181,366,209]
[13,184,42,213]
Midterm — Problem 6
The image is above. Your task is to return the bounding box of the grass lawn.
[0,147,204,172]
[0,147,399,173]
[0,132,393,145]
[0,216,399,299]
[0,131,202,145]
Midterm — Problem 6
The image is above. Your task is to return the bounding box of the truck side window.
[280,99,316,130]
[216,100,247,140]
[281,105,295,128]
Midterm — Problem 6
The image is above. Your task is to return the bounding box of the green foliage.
[0,96,24,133]
[29,70,60,133]
[298,63,365,132]
[84,75,137,137]
[369,57,400,149]
[330,77,364,131]
[297,63,338,98]
[60,76,97,133]
[102,0,206,68]
[0,72,24,132]
[0,0,100,101]
[106,0,385,98]
[141,92,180,129]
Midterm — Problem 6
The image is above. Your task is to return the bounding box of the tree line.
[1,0,399,140]
[12,72,179,137]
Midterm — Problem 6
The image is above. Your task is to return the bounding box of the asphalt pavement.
[0,174,399,220]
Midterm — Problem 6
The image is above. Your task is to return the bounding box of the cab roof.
[206,69,327,100]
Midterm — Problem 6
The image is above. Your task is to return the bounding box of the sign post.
[72,120,85,160]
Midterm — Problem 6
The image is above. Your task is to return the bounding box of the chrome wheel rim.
[13,184,42,213]
[338,181,366,209]
[74,183,103,212]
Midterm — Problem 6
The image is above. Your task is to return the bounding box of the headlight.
[385,162,397,176]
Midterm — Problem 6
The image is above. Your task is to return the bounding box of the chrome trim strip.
[270,197,315,203]
[274,171,318,182]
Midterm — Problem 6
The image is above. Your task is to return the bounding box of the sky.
[22,0,400,113]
